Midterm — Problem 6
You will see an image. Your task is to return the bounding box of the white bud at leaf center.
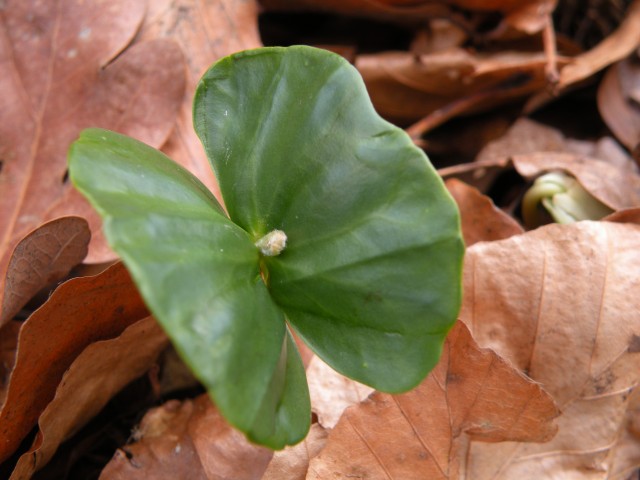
[255,230,287,256]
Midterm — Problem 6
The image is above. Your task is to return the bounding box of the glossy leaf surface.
[194,46,464,391]
[69,45,463,449]
[69,130,309,448]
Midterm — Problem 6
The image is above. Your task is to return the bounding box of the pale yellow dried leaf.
[307,355,374,429]
[461,221,640,478]
[261,424,328,480]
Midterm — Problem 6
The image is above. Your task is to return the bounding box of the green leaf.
[194,46,464,392]
[69,45,463,450]
[69,129,309,448]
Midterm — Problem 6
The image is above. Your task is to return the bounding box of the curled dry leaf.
[9,316,169,480]
[526,0,640,112]
[357,49,568,125]
[307,356,374,429]
[100,394,273,480]
[598,54,640,151]
[259,0,452,22]
[557,0,640,89]
[445,178,524,246]
[0,322,21,406]
[260,0,555,34]
[0,217,90,328]
[461,221,640,478]
[0,262,148,463]
[306,321,559,480]
[136,0,263,202]
[0,0,186,267]
[261,424,328,480]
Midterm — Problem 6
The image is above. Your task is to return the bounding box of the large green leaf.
[69,45,463,450]
[69,129,309,448]
[194,46,464,392]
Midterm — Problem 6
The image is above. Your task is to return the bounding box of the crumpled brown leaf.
[446,178,524,246]
[0,262,148,463]
[460,221,640,478]
[0,217,90,328]
[0,0,186,270]
[100,394,272,480]
[9,316,168,480]
[306,321,559,480]
[357,49,568,126]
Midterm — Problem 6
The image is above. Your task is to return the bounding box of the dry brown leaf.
[446,178,524,246]
[460,221,640,478]
[357,49,568,125]
[512,152,640,210]
[260,0,452,22]
[261,0,555,34]
[0,262,148,463]
[100,394,272,480]
[307,356,374,429]
[598,55,640,151]
[0,217,90,328]
[557,0,640,89]
[261,424,328,480]
[0,321,21,406]
[9,316,168,479]
[525,0,640,114]
[476,118,636,170]
[604,208,640,225]
[135,0,263,204]
[475,117,569,163]
[306,321,559,480]
[0,0,186,268]
[610,388,640,478]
